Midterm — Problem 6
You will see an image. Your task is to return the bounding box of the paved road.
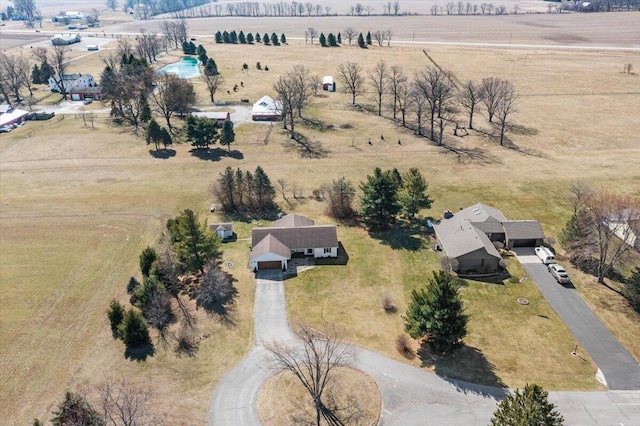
[514,247,640,390]
[209,269,640,425]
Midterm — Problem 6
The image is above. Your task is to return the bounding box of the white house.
[249,214,339,271]
[251,95,282,121]
[208,223,234,241]
[49,73,95,95]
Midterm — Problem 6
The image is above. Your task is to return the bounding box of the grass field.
[1,13,639,424]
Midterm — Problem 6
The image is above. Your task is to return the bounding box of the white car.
[548,264,571,284]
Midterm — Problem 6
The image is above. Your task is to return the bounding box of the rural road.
[514,248,640,391]
[209,270,640,425]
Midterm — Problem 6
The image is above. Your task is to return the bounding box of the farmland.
[1,5,639,425]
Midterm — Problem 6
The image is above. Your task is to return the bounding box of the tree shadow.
[509,123,539,136]
[301,116,333,132]
[418,343,508,398]
[206,301,238,327]
[124,342,155,362]
[282,133,330,158]
[149,149,176,159]
[368,220,427,251]
[441,143,501,165]
[189,147,244,162]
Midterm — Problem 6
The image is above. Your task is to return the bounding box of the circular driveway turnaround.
[209,271,640,425]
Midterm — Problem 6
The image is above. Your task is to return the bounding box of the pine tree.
[221,120,235,152]
[247,32,254,44]
[263,33,270,44]
[222,31,230,43]
[168,209,221,274]
[358,33,366,48]
[319,32,327,46]
[366,31,372,45]
[359,167,401,229]
[117,309,150,347]
[205,58,219,76]
[215,31,223,43]
[559,207,594,265]
[337,32,342,44]
[404,271,468,353]
[491,384,564,426]
[271,32,279,45]
[107,300,125,333]
[51,392,104,426]
[139,246,158,277]
[196,44,206,56]
[280,33,287,44]
[239,30,246,44]
[145,118,163,151]
[255,32,261,43]
[328,33,338,47]
[398,168,434,218]
[230,30,238,43]
[139,95,151,124]
[185,115,219,149]
[253,166,277,211]
[31,64,41,84]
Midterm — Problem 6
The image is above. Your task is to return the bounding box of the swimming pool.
[157,57,201,79]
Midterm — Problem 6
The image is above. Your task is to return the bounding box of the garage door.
[257,261,282,270]
[512,239,537,247]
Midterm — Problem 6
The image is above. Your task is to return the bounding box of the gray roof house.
[250,214,338,271]
[434,203,546,274]
[208,223,234,241]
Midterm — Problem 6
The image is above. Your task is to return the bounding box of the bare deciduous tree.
[458,80,484,130]
[151,73,196,129]
[368,60,388,116]
[384,29,393,47]
[372,30,384,46]
[414,66,456,141]
[306,27,318,44]
[495,80,517,146]
[343,27,357,45]
[337,61,365,105]
[202,73,223,103]
[569,181,593,213]
[94,378,158,426]
[265,323,356,426]
[33,46,70,100]
[0,53,30,103]
[624,63,633,74]
[481,76,502,123]
[387,65,406,120]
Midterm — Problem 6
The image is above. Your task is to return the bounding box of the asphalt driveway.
[513,248,640,390]
[209,268,640,425]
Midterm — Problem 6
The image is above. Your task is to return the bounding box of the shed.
[209,223,234,240]
[322,76,336,92]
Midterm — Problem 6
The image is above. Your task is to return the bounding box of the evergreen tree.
[230,30,238,43]
[196,44,206,56]
[215,166,237,211]
[337,32,342,44]
[255,32,261,42]
[107,299,125,333]
[491,384,564,426]
[221,120,235,152]
[204,57,219,76]
[199,52,208,64]
[222,30,230,43]
[326,177,356,219]
[359,167,401,229]
[238,30,246,44]
[51,392,104,426]
[38,61,54,84]
[404,271,468,353]
[117,309,150,347]
[31,64,41,84]
[160,127,172,149]
[145,118,163,151]
[559,207,594,265]
[280,33,287,44]
[247,32,254,44]
[398,168,434,218]
[253,166,277,211]
[358,32,366,48]
[215,31,223,43]
[185,115,219,149]
[139,95,151,124]
[319,32,327,46]
[263,33,270,44]
[271,32,279,45]
[139,246,158,277]
[168,209,222,274]
[182,40,189,52]
[328,33,338,47]
[188,41,196,54]
[366,31,372,45]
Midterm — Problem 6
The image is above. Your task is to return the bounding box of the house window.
[324,248,332,253]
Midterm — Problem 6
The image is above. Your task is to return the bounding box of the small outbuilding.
[51,34,81,46]
[322,76,336,92]
[209,223,234,241]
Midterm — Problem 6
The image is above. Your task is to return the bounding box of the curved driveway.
[209,271,640,425]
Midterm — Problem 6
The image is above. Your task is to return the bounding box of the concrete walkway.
[209,270,640,425]
[514,247,640,390]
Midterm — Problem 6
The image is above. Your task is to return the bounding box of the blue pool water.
[157,57,201,78]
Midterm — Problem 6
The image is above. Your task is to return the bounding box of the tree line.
[212,166,278,215]
[214,30,287,46]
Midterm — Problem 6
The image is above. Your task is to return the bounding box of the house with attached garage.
[249,214,338,271]
[433,203,545,274]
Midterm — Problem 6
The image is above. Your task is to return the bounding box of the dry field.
[1,12,639,426]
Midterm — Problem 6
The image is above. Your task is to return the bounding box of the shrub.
[139,246,158,277]
[395,334,415,359]
[381,294,397,314]
[126,277,140,294]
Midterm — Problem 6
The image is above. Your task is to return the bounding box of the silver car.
[548,263,571,284]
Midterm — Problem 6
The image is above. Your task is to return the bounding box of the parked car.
[535,246,555,264]
[548,263,571,284]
